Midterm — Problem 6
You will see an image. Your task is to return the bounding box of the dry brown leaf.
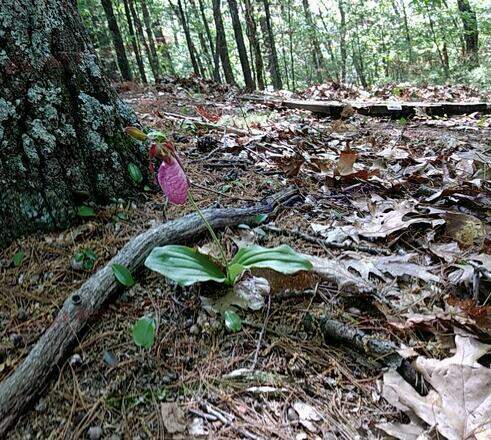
[335,150,358,176]
[377,332,491,440]
[161,402,187,434]
[445,212,485,247]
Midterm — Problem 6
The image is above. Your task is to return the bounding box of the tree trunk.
[197,0,221,82]
[457,0,479,67]
[260,0,282,90]
[171,0,201,76]
[338,0,347,83]
[212,0,236,86]
[189,0,214,78]
[153,25,176,75]
[0,0,147,249]
[122,0,148,82]
[128,0,158,82]
[301,0,325,83]
[100,0,133,81]
[243,0,264,90]
[140,0,161,81]
[227,0,255,90]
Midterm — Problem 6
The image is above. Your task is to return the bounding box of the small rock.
[10,333,22,347]
[69,354,83,368]
[16,309,29,322]
[35,399,47,413]
[189,324,200,336]
[287,407,299,421]
[87,426,102,440]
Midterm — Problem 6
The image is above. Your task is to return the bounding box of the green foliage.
[145,244,312,287]
[144,245,227,286]
[128,163,143,184]
[74,248,98,270]
[112,263,135,287]
[132,316,156,349]
[224,310,242,332]
[77,205,96,217]
[12,250,25,267]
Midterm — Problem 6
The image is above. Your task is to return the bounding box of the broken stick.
[0,188,298,436]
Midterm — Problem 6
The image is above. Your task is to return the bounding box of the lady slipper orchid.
[155,141,189,205]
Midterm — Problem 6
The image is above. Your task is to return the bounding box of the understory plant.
[126,127,312,338]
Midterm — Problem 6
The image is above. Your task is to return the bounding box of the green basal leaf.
[83,258,95,270]
[74,251,85,262]
[12,250,25,267]
[132,316,156,349]
[226,263,245,285]
[77,205,96,217]
[230,244,312,275]
[145,245,226,286]
[128,163,143,184]
[224,310,242,332]
[112,263,135,287]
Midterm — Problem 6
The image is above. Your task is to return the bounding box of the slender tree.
[338,0,347,83]
[227,0,255,89]
[122,0,148,82]
[260,0,282,89]
[100,0,133,80]
[188,0,214,78]
[212,0,236,85]
[243,0,265,90]
[197,0,221,81]
[301,0,325,83]
[128,0,159,81]
[140,0,161,80]
[457,0,479,67]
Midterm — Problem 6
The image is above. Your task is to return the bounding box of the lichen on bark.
[0,0,147,248]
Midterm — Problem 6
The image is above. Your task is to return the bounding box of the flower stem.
[188,191,229,271]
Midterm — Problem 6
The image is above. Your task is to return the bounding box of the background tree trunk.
[227,0,255,90]
[140,0,161,81]
[338,0,347,83]
[243,0,264,90]
[301,0,325,83]
[0,0,147,248]
[457,0,479,67]
[122,0,148,82]
[260,0,282,89]
[198,0,221,82]
[212,0,236,85]
[100,0,133,81]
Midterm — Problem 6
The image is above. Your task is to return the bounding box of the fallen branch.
[316,315,426,393]
[158,110,263,136]
[0,188,299,436]
[244,96,491,118]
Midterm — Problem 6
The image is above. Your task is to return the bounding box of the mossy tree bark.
[0,0,148,248]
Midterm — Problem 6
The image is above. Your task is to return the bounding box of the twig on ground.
[262,224,391,255]
[251,295,271,371]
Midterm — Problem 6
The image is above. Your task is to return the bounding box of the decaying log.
[317,315,426,393]
[0,188,299,436]
[245,96,491,118]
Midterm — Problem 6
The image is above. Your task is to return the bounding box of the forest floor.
[1,78,490,439]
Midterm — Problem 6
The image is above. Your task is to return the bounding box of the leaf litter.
[1,78,490,439]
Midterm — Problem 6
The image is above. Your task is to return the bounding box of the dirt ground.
[1,79,490,439]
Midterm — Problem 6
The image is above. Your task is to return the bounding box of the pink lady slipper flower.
[156,141,189,205]
[125,127,189,205]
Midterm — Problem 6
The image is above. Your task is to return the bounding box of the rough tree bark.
[227,0,255,90]
[0,188,297,436]
[122,0,148,82]
[243,0,265,90]
[100,0,133,81]
[338,0,347,83]
[260,0,282,90]
[0,0,147,249]
[457,0,479,67]
[212,0,236,85]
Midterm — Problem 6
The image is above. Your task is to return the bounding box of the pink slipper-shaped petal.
[157,158,189,205]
